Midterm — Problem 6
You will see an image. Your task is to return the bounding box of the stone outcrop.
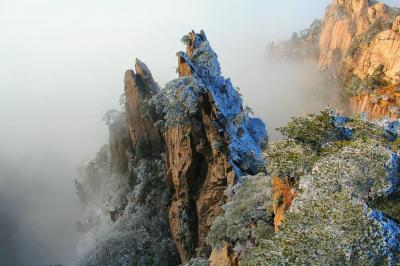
[318,0,391,68]
[350,84,400,119]
[166,116,236,261]
[271,176,297,231]
[209,242,238,266]
[124,59,164,155]
[393,16,400,31]
[319,1,400,120]
[166,31,266,263]
[269,0,400,119]
[75,31,267,265]
[350,30,400,83]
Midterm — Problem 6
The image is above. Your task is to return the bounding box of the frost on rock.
[148,31,267,176]
[209,109,400,265]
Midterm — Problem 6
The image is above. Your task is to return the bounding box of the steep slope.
[74,31,267,265]
[74,65,179,266]
[207,109,400,265]
[269,0,400,119]
[164,32,266,262]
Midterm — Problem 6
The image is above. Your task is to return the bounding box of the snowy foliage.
[312,139,398,201]
[148,31,267,176]
[147,76,206,128]
[242,189,400,265]
[183,257,210,266]
[266,139,317,184]
[206,174,274,251]
[74,113,178,265]
[102,109,124,125]
[75,153,178,266]
[208,109,400,265]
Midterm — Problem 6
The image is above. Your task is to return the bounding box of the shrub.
[208,110,400,265]
[183,257,210,266]
[278,109,343,149]
[266,140,317,184]
[344,75,368,96]
[241,190,397,265]
[206,174,274,251]
[312,139,396,201]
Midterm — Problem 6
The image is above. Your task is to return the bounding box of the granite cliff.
[269,0,400,119]
[74,31,267,265]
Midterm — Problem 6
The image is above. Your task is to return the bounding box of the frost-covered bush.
[75,157,179,266]
[312,139,397,200]
[334,5,346,20]
[183,257,210,266]
[369,64,390,89]
[206,174,274,251]
[279,109,398,150]
[207,109,400,265]
[241,189,399,265]
[75,118,178,266]
[344,75,369,96]
[266,139,317,183]
[278,109,345,149]
[147,76,206,128]
[344,65,390,96]
[102,109,124,125]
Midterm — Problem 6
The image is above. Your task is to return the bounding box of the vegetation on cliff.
[269,0,400,119]
[207,109,400,265]
[74,31,267,265]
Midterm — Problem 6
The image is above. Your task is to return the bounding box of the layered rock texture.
[74,31,267,265]
[269,0,400,120]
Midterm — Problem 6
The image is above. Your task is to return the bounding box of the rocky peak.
[165,30,267,262]
[270,0,400,120]
[75,30,267,265]
[333,0,372,13]
[124,59,164,155]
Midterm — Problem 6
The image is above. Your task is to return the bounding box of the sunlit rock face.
[319,0,392,68]
[74,31,267,265]
[269,0,400,120]
[322,0,400,119]
[350,85,400,120]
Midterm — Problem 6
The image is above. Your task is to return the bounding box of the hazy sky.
[0,0,399,265]
[0,0,333,161]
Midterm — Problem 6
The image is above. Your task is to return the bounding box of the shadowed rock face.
[166,94,236,261]
[75,31,267,265]
[124,60,164,155]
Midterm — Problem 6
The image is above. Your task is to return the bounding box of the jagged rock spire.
[124,59,164,155]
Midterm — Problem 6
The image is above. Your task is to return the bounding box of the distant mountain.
[269,0,400,120]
